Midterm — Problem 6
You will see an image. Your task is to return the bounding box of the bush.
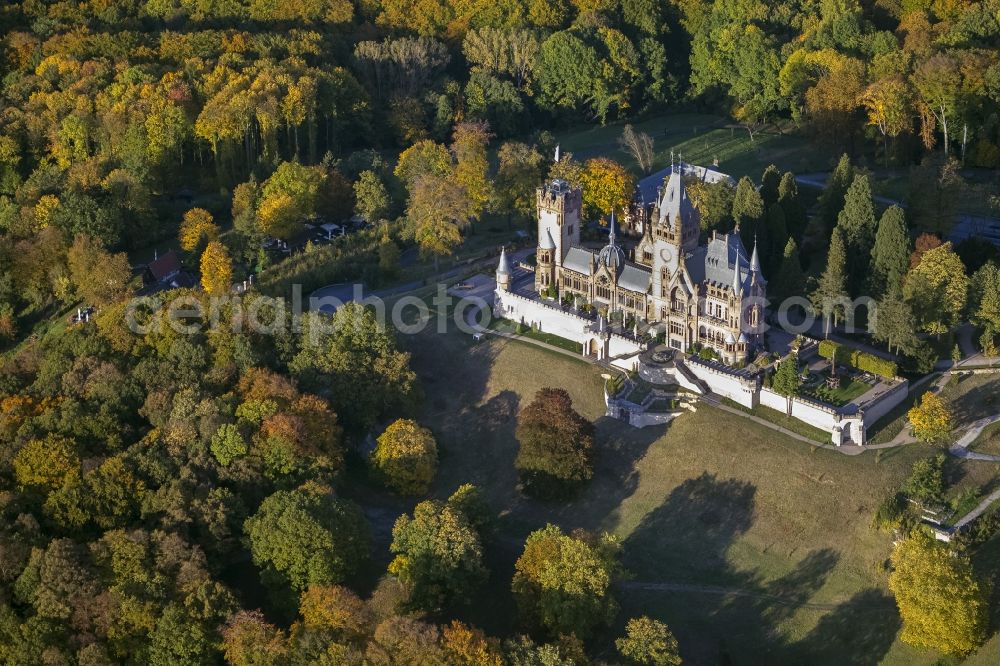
[818,339,897,378]
[872,492,907,532]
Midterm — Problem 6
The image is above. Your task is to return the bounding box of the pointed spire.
[609,210,617,246]
[554,144,560,163]
[497,246,511,275]
[750,236,761,273]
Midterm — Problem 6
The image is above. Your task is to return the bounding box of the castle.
[495,163,767,365]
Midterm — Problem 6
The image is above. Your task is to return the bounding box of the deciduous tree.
[616,616,682,666]
[371,419,438,495]
[907,392,954,444]
[511,525,621,638]
[200,241,233,297]
[515,388,595,498]
[889,533,988,655]
[581,158,634,218]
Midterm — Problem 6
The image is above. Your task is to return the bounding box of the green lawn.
[800,376,871,407]
[972,421,1000,457]
[722,398,832,444]
[396,320,988,664]
[489,317,584,354]
[553,113,838,180]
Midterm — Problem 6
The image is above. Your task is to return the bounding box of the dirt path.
[619,581,852,611]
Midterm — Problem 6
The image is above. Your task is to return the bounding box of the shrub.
[818,339,897,378]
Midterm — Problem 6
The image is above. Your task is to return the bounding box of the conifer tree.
[760,164,781,207]
[870,205,910,298]
[812,227,849,335]
[764,203,788,274]
[773,238,805,302]
[778,171,806,241]
[772,353,801,397]
[818,153,852,236]
[836,174,877,296]
[732,176,764,231]
[873,283,919,355]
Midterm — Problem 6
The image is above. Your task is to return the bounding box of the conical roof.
[497,247,512,275]
[539,227,556,250]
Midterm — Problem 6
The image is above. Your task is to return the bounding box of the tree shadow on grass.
[623,472,757,582]
[786,588,901,666]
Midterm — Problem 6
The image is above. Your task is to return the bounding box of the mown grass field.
[397,319,1000,664]
[552,113,839,181]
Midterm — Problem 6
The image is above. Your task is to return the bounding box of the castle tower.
[496,246,512,292]
[535,179,582,294]
[653,164,699,254]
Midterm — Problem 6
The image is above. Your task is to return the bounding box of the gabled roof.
[619,263,651,293]
[703,233,749,288]
[563,247,596,275]
[147,250,181,281]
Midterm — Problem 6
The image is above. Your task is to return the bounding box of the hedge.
[817,339,897,379]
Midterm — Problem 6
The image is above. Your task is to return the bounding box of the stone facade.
[522,165,766,365]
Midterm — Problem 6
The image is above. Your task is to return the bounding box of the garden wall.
[789,397,840,432]
[685,359,758,408]
[759,387,791,413]
[858,379,910,427]
[495,292,589,348]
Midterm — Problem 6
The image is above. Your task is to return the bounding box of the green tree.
[772,238,805,302]
[759,164,781,207]
[903,454,945,505]
[515,388,595,499]
[778,171,806,241]
[210,423,248,467]
[388,492,488,610]
[731,176,764,233]
[903,242,969,335]
[291,304,419,432]
[872,284,919,355]
[354,170,391,223]
[836,174,877,296]
[243,482,370,594]
[764,203,788,274]
[771,353,801,397]
[817,154,852,236]
[512,525,621,638]
[812,227,849,335]
[889,533,988,655]
[616,616,682,666]
[870,205,910,297]
[371,419,438,496]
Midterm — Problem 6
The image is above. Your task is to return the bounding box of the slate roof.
[563,247,595,275]
[619,263,651,293]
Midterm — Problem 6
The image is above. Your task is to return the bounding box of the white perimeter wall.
[497,292,588,347]
[789,398,839,432]
[686,362,756,408]
[860,380,909,427]
[759,387,790,413]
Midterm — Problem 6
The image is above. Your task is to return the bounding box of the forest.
[1,0,1000,663]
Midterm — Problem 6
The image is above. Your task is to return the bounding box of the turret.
[496,247,512,292]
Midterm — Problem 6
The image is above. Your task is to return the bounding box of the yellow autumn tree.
[907,391,953,443]
[179,208,219,251]
[581,157,634,219]
[452,122,493,220]
[200,240,233,296]
[371,419,438,495]
[889,532,988,655]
